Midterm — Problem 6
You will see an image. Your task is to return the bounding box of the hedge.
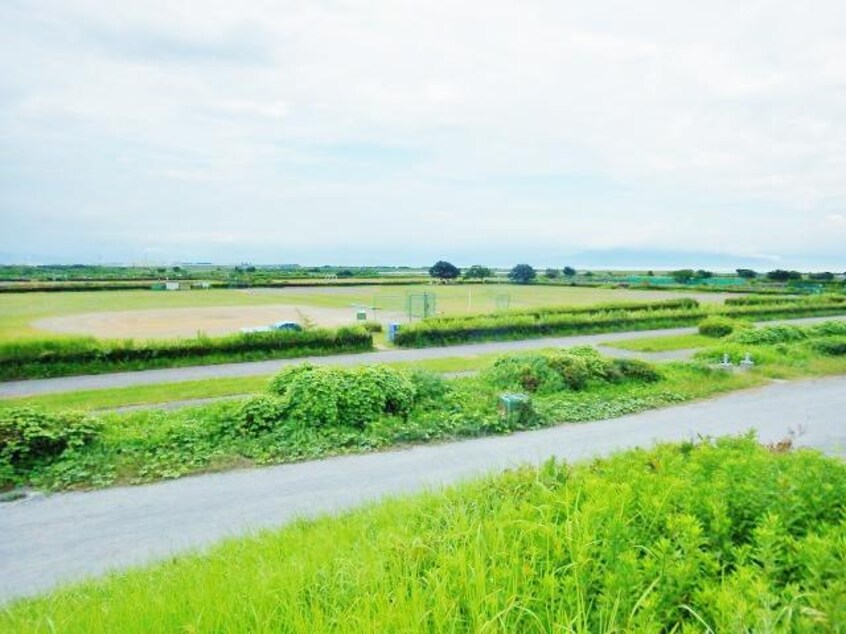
[434,297,700,325]
[394,298,846,347]
[724,294,846,306]
[0,327,373,381]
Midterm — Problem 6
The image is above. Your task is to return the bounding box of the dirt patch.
[33,305,406,340]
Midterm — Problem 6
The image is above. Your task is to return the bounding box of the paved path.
[2,375,844,603]
[0,327,695,398]
[3,315,843,398]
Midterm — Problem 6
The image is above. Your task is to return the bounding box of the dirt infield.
[33,305,406,340]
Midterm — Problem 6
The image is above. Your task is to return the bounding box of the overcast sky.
[1,1,845,269]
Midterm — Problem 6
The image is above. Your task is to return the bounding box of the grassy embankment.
[4,319,846,492]
[1,348,761,491]
[3,435,845,632]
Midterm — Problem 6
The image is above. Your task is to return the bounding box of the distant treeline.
[0,264,422,284]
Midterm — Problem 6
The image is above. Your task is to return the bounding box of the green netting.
[406,292,436,320]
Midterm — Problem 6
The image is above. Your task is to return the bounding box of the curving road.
[1,375,844,603]
[2,315,844,398]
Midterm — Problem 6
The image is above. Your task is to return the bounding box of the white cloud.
[1,0,845,264]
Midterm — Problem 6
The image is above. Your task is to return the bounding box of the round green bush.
[698,316,740,338]
[407,369,449,403]
[267,363,316,396]
[609,358,662,383]
[0,408,102,481]
[482,347,658,394]
[232,395,286,436]
[813,337,846,356]
[270,364,417,428]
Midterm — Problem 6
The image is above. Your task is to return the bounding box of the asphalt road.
[3,315,843,398]
[2,375,844,603]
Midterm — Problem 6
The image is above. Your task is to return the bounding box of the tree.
[671,269,695,284]
[508,264,536,284]
[646,270,654,277]
[736,268,757,279]
[562,266,577,277]
[694,269,713,279]
[463,265,493,282]
[766,269,802,282]
[809,272,834,281]
[429,260,460,282]
[544,268,560,279]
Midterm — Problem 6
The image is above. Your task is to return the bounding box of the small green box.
[498,393,531,416]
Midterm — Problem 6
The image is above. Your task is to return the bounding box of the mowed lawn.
[0,285,727,343]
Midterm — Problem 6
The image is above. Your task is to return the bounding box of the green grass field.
[4,436,844,632]
[606,333,716,352]
[0,285,727,342]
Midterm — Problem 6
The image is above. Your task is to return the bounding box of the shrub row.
[725,294,846,306]
[394,307,707,347]
[432,297,700,325]
[0,327,373,381]
[728,320,846,346]
[698,316,748,338]
[394,298,846,347]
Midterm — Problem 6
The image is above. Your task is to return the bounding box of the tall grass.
[4,436,845,632]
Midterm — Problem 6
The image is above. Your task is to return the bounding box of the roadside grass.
[0,285,726,343]
[4,436,845,633]
[0,376,272,411]
[605,333,716,352]
[696,341,846,380]
[0,354,502,412]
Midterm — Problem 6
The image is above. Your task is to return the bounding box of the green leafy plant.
[814,337,846,356]
[0,407,101,486]
[482,347,660,394]
[231,395,286,436]
[273,365,417,429]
